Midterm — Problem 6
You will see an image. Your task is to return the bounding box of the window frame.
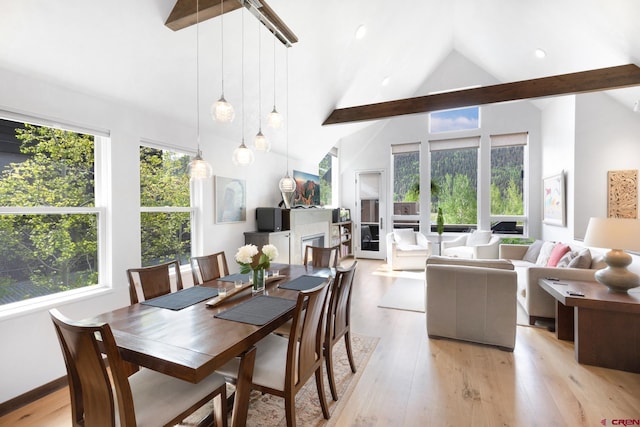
[390,143,421,231]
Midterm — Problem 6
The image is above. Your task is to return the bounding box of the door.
[355,170,386,259]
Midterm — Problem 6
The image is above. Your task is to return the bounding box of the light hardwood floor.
[2,259,640,426]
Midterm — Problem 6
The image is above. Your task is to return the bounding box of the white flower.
[235,244,258,264]
[262,244,279,261]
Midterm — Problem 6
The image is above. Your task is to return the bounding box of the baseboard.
[0,376,67,417]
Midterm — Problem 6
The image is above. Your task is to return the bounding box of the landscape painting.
[293,170,321,206]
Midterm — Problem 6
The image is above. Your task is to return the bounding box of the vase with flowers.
[235,243,279,293]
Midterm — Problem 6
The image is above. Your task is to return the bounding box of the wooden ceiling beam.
[322,64,640,126]
[165,0,297,45]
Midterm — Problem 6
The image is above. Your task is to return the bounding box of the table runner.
[141,286,219,310]
[279,275,328,291]
[214,295,296,325]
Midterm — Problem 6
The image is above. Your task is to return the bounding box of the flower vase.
[252,268,265,294]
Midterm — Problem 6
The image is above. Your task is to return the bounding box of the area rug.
[180,333,379,427]
[377,278,426,312]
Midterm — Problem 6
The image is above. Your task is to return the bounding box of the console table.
[538,278,640,373]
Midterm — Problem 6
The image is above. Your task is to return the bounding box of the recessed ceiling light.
[381,76,390,87]
[535,48,546,59]
[355,24,367,40]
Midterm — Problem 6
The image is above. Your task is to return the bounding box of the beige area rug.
[180,333,379,427]
[377,277,426,312]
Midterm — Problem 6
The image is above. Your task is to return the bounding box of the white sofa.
[441,230,501,259]
[386,229,432,270]
[426,256,517,351]
[499,242,605,325]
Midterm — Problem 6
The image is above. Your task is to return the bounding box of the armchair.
[386,229,432,270]
[441,230,500,259]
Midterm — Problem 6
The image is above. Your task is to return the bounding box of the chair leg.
[284,390,296,427]
[325,344,338,401]
[344,331,357,374]
[213,383,228,427]
[315,367,330,420]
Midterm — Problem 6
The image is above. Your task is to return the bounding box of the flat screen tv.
[293,170,321,206]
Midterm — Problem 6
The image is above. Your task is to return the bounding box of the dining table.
[88,263,334,427]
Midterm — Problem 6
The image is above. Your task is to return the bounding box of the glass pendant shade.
[232,140,254,166]
[279,173,296,192]
[189,151,213,180]
[212,95,235,123]
[254,129,270,152]
[267,107,283,129]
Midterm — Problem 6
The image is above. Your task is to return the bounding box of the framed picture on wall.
[215,176,246,223]
[607,169,638,219]
[543,172,566,226]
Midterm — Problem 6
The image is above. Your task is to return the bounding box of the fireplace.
[301,233,325,260]
[287,209,333,264]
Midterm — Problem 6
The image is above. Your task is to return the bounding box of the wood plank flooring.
[2,259,639,426]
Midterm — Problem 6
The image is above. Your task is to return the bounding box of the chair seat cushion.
[124,368,226,427]
[396,244,430,257]
[442,246,474,258]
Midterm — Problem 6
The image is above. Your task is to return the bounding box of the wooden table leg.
[555,300,574,341]
[231,346,256,427]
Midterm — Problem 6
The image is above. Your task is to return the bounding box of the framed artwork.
[293,170,321,206]
[215,176,246,223]
[607,169,638,219]
[543,172,566,226]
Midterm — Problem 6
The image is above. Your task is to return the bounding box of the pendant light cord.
[273,36,277,108]
[196,0,200,151]
[285,47,289,172]
[258,22,262,127]
[220,0,225,95]
[241,7,244,143]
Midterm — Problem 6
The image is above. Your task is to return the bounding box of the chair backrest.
[192,251,229,285]
[286,280,330,393]
[326,261,357,344]
[50,309,137,427]
[127,260,183,304]
[303,245,339,269]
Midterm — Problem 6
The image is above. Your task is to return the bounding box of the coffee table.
[538,278,640,373]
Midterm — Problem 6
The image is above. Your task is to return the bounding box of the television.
[293,170,321,206]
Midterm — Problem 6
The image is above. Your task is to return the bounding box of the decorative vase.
[252,268,265,293]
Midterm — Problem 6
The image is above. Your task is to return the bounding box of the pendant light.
[232,8,254,166]
[190,0,213,180]
[254,22,270,151]
[267,36,283,129]
[211,0,235,123]
[279,48,295,206]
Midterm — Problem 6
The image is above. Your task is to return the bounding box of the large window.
[430,137,479,229]
[391,143,420,230]
[490,133,527,234]
[319,148,338,207]
[429,106,480,133]
[139,145,192,267]
[0,118,102,306]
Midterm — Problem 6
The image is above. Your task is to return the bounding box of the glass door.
[355,170,386,259]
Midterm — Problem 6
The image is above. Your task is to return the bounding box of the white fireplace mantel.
[287,209,333,265]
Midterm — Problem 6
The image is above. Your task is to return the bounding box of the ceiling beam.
[322,64,640,126]
[165,0,297,46]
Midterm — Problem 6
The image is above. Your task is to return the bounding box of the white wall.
[0,67,315,403]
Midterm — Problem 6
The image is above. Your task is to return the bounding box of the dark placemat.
[218,272,251,282]
[279,275,328,291]
[214,295,296,326]
[141,286,219,310]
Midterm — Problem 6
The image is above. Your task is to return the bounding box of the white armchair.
[386,229,432,270]
[441,230,500,259]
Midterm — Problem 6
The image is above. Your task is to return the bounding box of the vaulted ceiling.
[1,0,639,163]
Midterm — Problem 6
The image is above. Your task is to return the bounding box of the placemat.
[141,286,219,310]
[214,295,296,325]
[218,272,251,282]
[279,275,328,291]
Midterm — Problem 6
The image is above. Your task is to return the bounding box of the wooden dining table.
[88,263,333,427]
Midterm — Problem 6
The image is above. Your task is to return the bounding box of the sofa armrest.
[415,232,431,250]
[499,244,529,260]
[473,236,501,259]
[441,234,467,250]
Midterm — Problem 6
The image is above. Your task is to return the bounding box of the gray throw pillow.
[522,240,543,263]
[556,250,576,268]
[568,249,592,269]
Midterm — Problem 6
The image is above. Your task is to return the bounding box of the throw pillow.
[556,250,576,268]
[547,243,570,267]
[568,249,592,269]
[466,230,491,246]
[535,241,556,266]
[522,240,544,263]
[394,228,416,245]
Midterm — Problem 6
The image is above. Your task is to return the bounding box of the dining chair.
[216,281,331,427]
[303,245,339,269]
[49,308,228,427]
[127,259,183,304]
[192,251,229,285]
[324,260,358,401]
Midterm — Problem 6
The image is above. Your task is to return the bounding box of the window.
[430,137,479,229]
[139,145,192,267]
[490,133,527,234]
[429,106,480,133]
[319,148,338,207]
[0,118,103,306]
[391,143,420,230]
